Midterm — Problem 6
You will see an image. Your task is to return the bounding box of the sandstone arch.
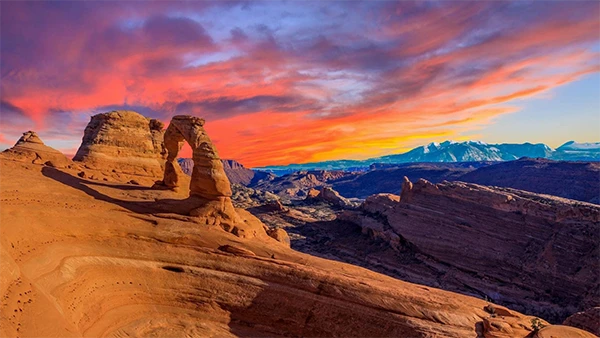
[162,115,232,199]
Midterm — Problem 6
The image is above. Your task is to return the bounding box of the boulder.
[73,110,165,177]
[267,228,291,247]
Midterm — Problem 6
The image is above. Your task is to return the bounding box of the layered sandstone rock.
[563,308,600,336]
[1,131,73,168]
[341,177,600,322]
[158,115,285,240]
[73,110,166,177]
[161,115,231,198]
[0,158,564,338]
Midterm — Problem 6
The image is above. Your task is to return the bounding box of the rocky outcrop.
[533,325,597,338]
[251,170,328,198]
[157,115,273,239]
[73,110,166,177]
[563,308,600,336]
[230,184,280,209]
[1,131,73,168]
[161,115,231,199]
[266,228,291,246]
[341,177,600,323]
[306,187,359,209]
[332,162,476,198]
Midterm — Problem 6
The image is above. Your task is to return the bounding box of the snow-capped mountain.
[375,141,553,163]
[552,141,600,161]
[255,140,599,172]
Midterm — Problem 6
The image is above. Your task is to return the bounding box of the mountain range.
[255,140,600,174]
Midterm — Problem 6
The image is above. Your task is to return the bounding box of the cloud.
[1,1,598,166]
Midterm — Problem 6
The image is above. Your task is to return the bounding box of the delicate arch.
[162,115,232,199]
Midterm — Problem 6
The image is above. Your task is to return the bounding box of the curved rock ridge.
[342,177,600,323]
[73,110,166,177]
[563,308,600,336]
[1,131,73,168]
[0,158,569,338]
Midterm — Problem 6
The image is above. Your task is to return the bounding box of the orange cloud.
[1,1,598,166]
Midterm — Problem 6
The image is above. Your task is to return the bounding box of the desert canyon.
[1,110,598,338]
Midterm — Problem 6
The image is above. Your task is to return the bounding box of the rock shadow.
[42,166,203,216]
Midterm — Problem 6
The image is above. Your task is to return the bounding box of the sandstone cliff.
[73,110,166,177]
[339,177,599,322]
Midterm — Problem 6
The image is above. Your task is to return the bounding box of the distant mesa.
[178,158,273,186]
[1,130,73,168]
[73,110,166,177]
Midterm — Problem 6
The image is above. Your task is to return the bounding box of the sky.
[1,1,599,167]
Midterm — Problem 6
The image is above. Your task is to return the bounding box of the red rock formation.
[1,131,73,168]
[563,308,600,336]
[73,111,166,176]
[158,115,289,241]
[342,177,600,322]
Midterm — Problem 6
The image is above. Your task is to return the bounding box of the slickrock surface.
[73,110,166,177]
[341,177,600,322]
[1,131,74,168]
[1,158,566,338]
[563,308,600,336]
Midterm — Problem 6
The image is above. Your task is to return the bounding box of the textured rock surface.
[563,308,600,336]
[1,131,73,168]
[341,177,599,322]
[306,187,359,209]
[533,325,597,338]
[73,111,166,176]
[332,162,478,198]
[251,170,355,199]
[159,115,267,238]
[0,158,557,338]
[162,115,231,198]
[460,158,600,204]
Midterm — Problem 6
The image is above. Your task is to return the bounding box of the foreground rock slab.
[0,158,564,338]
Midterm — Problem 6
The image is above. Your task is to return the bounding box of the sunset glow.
[1,1,599,167]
